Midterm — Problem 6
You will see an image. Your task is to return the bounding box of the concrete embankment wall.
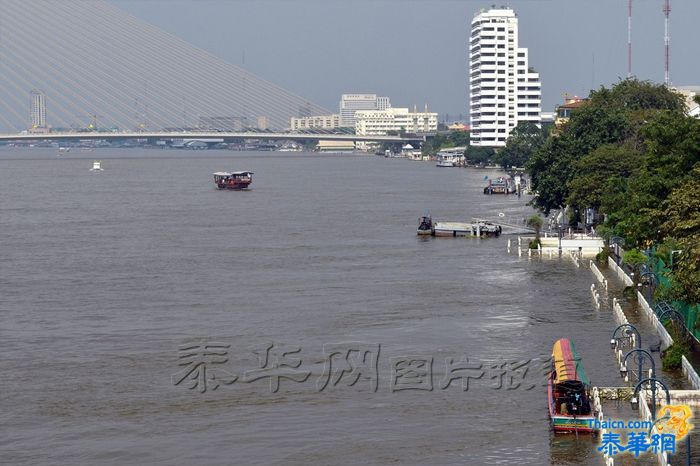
[607,256,633,286]
[601,258,700,393]
[637,291,674,350]
[539,237,604,254]
[683,356,700,390]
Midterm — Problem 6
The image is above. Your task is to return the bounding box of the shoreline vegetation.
[519,79,699,340]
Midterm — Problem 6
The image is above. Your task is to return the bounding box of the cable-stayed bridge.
[0,131,422,144]
[0,0,339,135]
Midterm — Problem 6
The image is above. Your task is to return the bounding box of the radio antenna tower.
[663,0,671,85]
[627,0,632,78]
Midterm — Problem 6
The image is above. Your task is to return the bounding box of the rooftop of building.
[673,86,700,93]
[473,7,516,18]
[558,97,588,109]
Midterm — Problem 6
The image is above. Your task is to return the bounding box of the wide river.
[3,148,627,465]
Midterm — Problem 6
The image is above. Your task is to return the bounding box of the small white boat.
[90,160,104,171]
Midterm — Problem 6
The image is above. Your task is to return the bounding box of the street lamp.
[633,377,693,466]
[613,325,642,383]
[611,323,641,350]
[630,377,669,421]
[623,348,656,393]
[659,307,687,340]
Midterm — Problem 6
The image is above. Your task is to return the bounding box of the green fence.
[649,255,700,341]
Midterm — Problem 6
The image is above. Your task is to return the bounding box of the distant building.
[339,94,391,127]
[290,114,341,131]
[468,7,541,147]
[672,86,700,118]
[257,116,269,130]
[540,112,555,124]
[355,107,438,137]
[448,122,470,132]
[555,96,588,127]
[198,116,248,131]
[30,90,47,132]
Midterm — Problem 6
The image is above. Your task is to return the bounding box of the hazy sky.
[111,0,700,119]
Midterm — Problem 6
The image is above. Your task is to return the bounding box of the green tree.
[661,168,700,304]
[604,111,700,245]
[672,240,700,305]
[464,145,494,165]
[623,248,648,284]
[423,131,470,155]
[566,144,640,213]
[526,136,577,214]
[662,167,700,239]
[493,121,547,169]
[527,79,686,216]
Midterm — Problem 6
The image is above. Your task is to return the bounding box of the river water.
[1,148,638,465]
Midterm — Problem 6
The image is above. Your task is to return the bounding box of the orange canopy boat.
[548,338,597,433]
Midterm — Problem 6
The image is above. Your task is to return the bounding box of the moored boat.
[484,176,516,194]
[548,338,597,433]
[417,214,433,235]
[213,171,253,190]
[436,153,455,167]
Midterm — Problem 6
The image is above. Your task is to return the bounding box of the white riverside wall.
[605,261,700,396]
[590,261,608,290]
[607,256,633,286]
[638,390,671,466]
[591,386,616,466]
[637,291,674,350]
[682,356,700,390]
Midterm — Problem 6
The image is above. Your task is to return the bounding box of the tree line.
[509,79,699,305]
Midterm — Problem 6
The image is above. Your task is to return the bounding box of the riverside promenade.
[512,239,700,466]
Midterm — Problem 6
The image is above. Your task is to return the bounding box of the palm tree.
[527,215,543,248]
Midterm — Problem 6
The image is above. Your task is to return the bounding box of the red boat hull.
[217,180,252,190]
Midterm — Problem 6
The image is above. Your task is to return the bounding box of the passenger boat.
[417,214,433,235]
[436,153,455,167]
[548,338,597,433]
[213,171,253,190]
[90,160,103,171]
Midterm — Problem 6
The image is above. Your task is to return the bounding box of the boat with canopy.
[548,338,597,433]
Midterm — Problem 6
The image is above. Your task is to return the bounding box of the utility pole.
[627,0,632,78]
[663,0,671,85]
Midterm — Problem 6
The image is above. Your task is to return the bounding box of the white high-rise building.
[339,94,391,127]
[30,89,47,130]
[469,8,541,147]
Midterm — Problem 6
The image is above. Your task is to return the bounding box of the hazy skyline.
[111,0,700,119]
